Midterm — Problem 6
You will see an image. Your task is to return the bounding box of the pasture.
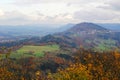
[9,44,60,59]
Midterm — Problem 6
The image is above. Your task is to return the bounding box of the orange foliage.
[0,67,18,80]
[47,63,92,80]
[0,47,120,80]
[73,48,120,80]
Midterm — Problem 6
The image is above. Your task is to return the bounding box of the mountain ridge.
[67,22,108,32]
[39,22,119,52]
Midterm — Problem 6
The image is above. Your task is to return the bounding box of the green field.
[93,39,116,52]
[9,44,60,59]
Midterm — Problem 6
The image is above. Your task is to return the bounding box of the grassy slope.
[84,38,117,52]
[94,39,116,52]
[10,44,60,59]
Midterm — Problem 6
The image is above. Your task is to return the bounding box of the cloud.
[74,7,120,23]
[13,0,103,6]
[0,10,75,25]
[13,0,71,5]
[43,13,74,24]
[0,9,4,16]
[0,11,36,25]
[99,0,120,11]
[14,0,83,4]
[107,0,120,11]
[0,0,120,25]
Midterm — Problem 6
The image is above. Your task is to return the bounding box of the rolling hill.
[99,23,120,31]
[1,22,120,52]
[38,22,120,52]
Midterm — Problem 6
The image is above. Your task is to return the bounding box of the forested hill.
[38,22,120,52]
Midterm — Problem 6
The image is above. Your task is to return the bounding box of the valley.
[0,22,120,80]
[1,0,120,79]
[1,22,120,52]
[10,44,59,59]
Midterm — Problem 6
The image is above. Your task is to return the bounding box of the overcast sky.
[0,0,120,25]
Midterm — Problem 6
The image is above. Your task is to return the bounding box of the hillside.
[99,23,120,31]
[0,22,120,52]
[38,22,119,52]
[68,22,108,32]
[62,22,109,36]
[0,22,120,80]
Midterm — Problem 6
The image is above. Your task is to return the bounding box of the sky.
[0,0,120,25]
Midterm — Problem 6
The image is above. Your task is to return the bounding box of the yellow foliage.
[48,63,92,80]
[0,67,18,80]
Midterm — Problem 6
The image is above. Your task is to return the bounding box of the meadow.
[9,44,60,59]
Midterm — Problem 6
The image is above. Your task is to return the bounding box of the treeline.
[0,48,120,80]
[0,35,77,50]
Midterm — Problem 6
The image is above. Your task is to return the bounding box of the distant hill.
[0,25,59,43]
[98,23,120,32]
[57,23,75,32]
[1,22,120,52]
[58,23,120,32]
[39,22,120,52]
[0,24,60,37]
[68,22,107,32]
[59,22,110,37]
